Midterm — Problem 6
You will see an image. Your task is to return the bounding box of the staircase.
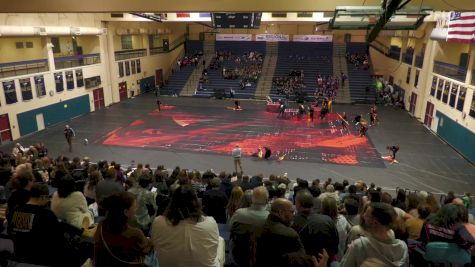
[255,42,278,99]
[180,41,215,96]
[346,43,375,104]
[333,43,351,104]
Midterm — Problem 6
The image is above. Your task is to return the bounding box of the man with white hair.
[229,186,269,267]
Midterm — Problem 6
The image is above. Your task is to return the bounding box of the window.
[19,78,33,101]
[26,42,33,48]
[406,67,411,84]
[414,69,419,88]
[34,75,46,97]
[15,42,24,49]
[121,35,133,50]
[456,87,466,112]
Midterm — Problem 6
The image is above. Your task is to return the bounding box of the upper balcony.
[54,53,101,70]
[115,48,147,61]
[0,59,49,79]
[433,61,467,83]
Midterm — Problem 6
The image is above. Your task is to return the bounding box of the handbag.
[99,224,158,267]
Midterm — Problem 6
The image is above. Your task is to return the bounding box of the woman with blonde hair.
[226,186,244,221]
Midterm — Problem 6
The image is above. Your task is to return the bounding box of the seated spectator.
[418,203,472,249]
[95,192,153,267]
[10,183,65,266]
[202,177,228,224]
[128,175,157,233]
[405,204,431,240]
[340,202,409,267]
[6,163,34,234]
[51,174,93,229]
[226,186,244,221]
[151,184,222,267]
[229,186,269,267]
[343,197,361,226]
[84,170,102,206]
[254,198,304,267]
[293,190,339,261]
[96,169,124,215]
[321,197,351,256]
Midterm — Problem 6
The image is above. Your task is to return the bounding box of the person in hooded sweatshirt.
[340,202,409,267]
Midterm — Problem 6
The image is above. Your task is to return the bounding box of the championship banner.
[216,34,252,41]
[2,80,17,104]
[19,77,33,101]
[66,71,74,90]
[55,72,64,92]
[75,69,84,88]
[34,75,46,97]
[293,35,333,42]
[255,34,289,42]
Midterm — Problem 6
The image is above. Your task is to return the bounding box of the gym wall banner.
[2,80,17,104]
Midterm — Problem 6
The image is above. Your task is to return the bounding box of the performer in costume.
[340,112,349,130]
[234,100,241,110]
[263,147,272,160]
[156,98,161,111]
[387,145,400,163]
[359,121,368,137]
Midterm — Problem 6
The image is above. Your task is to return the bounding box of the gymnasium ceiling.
[0,0,473,13]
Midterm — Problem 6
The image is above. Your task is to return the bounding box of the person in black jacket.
[202,177,228,224]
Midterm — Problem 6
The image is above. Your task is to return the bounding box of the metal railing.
[115,48,147,61]
[150,47,165,55]
[433,61,467,82]
[54,53,101,70]
[0,59,49,79]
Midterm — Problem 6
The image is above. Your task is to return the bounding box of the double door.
[93,88,105,110]
[0,114,12,144]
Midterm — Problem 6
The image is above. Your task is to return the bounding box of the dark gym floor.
[2,93,474,195]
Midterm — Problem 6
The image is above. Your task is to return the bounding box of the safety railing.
[0,59,49,79]
[54,53,101,69]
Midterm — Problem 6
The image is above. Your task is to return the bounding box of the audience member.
[151,184,223,267]
[94,192,153,267]
[202,177,228,224]
[229,186,269,267]
[340,202,409,267]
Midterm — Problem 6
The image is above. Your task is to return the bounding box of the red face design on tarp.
[100,107,383,167]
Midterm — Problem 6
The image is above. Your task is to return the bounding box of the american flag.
[447,12,475,43]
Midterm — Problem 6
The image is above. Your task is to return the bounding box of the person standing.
[388,145,400,164]
[232,145,243,175]
[64,125,75,152]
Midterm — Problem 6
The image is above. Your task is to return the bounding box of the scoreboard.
[211,13,262,29]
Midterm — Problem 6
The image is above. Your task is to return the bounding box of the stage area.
[2,93,474,195]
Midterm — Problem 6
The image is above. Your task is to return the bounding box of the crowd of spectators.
[1,144,475,267]
[346,53,370,70]
[200,50,263,90]
[314,74,339,101]
[176,49,204,70]
[272,70,306,97]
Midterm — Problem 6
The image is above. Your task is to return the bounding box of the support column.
[99,21,114,106]
[464,46,475,85]
[46,37,56,72]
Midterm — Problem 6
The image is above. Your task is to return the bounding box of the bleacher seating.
[160,40,204,96]
[194,41,266,99]
[346,43,375,104]
[269,42,333,101]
